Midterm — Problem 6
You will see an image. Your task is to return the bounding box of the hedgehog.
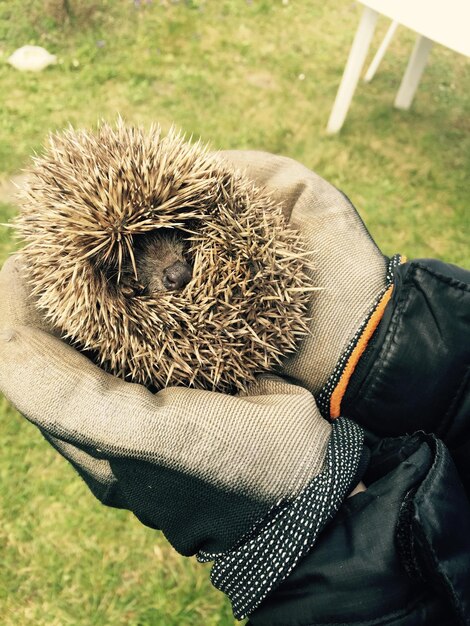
[14,120,313,394]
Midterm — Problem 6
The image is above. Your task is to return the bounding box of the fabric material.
[198,418,364,619]
[248,433,470,626]
[341,258,470,494]
[315,253,403,418]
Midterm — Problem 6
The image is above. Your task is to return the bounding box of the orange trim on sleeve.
[330,284,394,419]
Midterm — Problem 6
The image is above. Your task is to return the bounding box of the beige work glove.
[0,151,377,619]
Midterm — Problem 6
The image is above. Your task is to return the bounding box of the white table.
[327,0,470,133]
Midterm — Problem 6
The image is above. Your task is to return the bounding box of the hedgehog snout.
[162,260,192,291]
[132,228,192,295]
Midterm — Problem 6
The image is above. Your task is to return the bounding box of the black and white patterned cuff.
[197,417,364,620]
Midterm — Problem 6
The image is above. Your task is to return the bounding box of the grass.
[0,1,469,624]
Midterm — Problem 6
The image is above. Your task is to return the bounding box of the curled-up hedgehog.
[14,120,314,394]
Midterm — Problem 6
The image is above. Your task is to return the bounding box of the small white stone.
[298,73,305,81]
[7,45,57,72]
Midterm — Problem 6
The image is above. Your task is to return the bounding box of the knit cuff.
[197,417,364,619]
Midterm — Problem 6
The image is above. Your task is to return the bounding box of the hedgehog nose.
[163,261,192,291]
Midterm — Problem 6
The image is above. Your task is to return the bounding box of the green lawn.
[0,1,469,625]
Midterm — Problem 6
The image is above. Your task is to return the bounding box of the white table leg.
[364,20,399,82]
[326,6,378,134]
[395,35,433,110]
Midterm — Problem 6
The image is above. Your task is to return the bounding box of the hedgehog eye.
[121,285,135,298]
[121,280,145,298]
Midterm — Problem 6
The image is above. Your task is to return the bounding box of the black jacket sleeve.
[248,433,470,626]
[342,258,470,494]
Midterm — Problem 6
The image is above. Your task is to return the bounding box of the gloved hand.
[0,250,365,620]
[221,151,470,498]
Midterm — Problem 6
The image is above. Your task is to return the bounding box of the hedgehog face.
[132,229,192,296]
